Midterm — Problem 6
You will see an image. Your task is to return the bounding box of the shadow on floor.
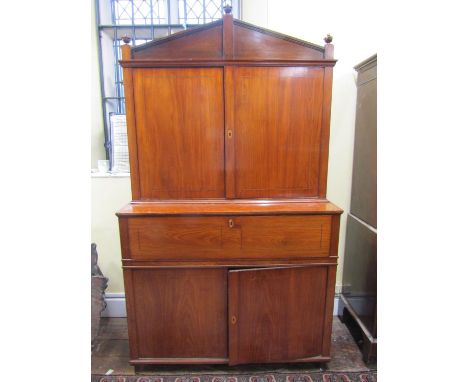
[92,317,376,376]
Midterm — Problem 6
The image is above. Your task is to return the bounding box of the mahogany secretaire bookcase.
[117,6,343,367]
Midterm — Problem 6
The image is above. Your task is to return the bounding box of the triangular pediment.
[233,20,325,60]
[130,17,327,61]
[132,20,223,60]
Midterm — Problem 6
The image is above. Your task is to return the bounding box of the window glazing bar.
[95,0,111,160]
[150,0,154,39]
[167,0,172,34]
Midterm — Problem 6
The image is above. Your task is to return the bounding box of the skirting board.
[102,293,343,318]
[102,293,127,318]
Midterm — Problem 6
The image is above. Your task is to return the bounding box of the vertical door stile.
[224,66,236,198]
[228,269,240,365]
[120,49,141,200]
[318,66,334,198]
[122,269,139,360]
[321,265,337,357]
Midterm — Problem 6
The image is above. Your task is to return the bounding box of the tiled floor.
[92,317,376,376]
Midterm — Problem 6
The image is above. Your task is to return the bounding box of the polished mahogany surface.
[127,268,227,359]
[233,22,325,60]
[132,68,225,199]
[118,8,341,366]
[117,200,342,216]
[228,266,328,365]
[133,23,223,60]
[124,17,328,64]
[124,215,331,261]
[121,12,336,201]
[226,66,324,198]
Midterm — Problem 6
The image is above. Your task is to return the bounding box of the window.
[95,0,240,163]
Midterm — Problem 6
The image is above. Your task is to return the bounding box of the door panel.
[129,268,227,359]
[133,68,225,199]
[228,266,328,364]
[226,67,324,198]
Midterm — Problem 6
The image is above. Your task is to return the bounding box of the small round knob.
[122,35,131,44]
[324,34,333,44]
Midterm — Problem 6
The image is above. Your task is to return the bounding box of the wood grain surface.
[228,266,328,365]
[129,268,227,359]
[233,22,324,60]
[133,23,223,60]
[117,12,341,366]
[125,215,332,260]
[132,68,225,199]
[227,67,324,198]
[116,200,343,216]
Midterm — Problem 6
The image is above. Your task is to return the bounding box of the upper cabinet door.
[225,67,325,199]
[132,68,225,199]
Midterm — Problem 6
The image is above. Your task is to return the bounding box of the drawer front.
[126,215,332,260]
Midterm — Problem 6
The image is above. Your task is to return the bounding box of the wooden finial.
[223,3,232,14]
[121,38,132,60]
[122,35,131,44]
[324,34,334,59]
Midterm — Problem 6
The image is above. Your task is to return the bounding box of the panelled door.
[126,265,334,364]
[131,66,325,200]
[225,66,325,199]
[126,268,228,361]
[228,266,329,365]
[132,68,225,199]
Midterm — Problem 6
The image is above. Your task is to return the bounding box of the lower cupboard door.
[127,268,228,362]
[228,266,330,365]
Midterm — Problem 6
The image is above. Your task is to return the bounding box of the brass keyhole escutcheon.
[227,130,233,138]
[231,315,237,324]
[228,219,234,228]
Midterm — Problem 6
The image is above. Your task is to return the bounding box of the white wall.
[242,0,377,287]
[91,175,131,293]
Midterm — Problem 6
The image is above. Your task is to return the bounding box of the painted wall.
[91,175,131,293]
[91,0,377,293]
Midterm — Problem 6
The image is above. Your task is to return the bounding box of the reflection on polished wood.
[117,8,342,366]
[129,268,227,359]
[227,67,324,198]
[132,68,225,199]
[124,215,332,261]
[117,200,342,216]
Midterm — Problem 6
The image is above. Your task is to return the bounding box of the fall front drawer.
[123,215,332,261]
